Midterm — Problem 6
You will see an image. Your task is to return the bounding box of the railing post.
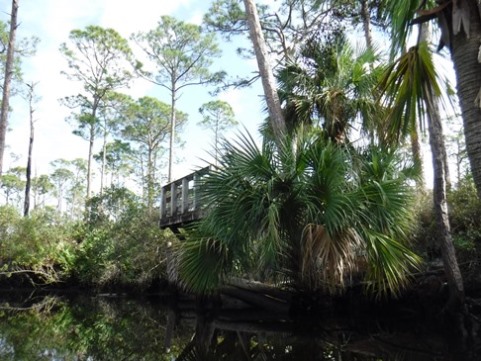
[160,186,167,219]
[193,171,201,211]
[181,177,189,214]
[170,182,177,217]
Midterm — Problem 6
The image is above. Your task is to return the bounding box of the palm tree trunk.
[451,0,481,198]
[243,0,286,143]
[0,0,19,175]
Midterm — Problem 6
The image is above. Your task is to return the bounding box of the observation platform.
[159,166,210,231]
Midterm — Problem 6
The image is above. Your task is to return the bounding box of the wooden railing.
[159,166,210,229]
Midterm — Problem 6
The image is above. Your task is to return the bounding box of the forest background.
[3,0,263,207]
[0,0,478,304]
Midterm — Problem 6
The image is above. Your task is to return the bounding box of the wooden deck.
[159,166,210,230]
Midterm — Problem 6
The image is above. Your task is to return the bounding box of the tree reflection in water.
[0,292,477,360]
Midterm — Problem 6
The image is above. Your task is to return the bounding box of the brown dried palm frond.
[301,223,362,292]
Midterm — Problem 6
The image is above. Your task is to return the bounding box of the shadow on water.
[0,290,478,360]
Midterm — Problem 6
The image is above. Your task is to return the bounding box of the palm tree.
[178,129,420,296]
[378,41,465,309]
[276,37,384,143]
[385,0,481,198]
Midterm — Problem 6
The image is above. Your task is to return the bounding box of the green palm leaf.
[179,130,421,296]
[378,42,441,144]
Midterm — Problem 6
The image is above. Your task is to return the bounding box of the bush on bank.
[0,187,175,290]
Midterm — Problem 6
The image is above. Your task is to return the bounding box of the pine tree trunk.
[168,86,176,183]
[0,0,19,175]
[86,123,94,200]
[426,94,465,310]
[24,84,35,217]
[243,0,286,143]
[360,0,373,50]
[100,127,107,196]
[410,125,425,188]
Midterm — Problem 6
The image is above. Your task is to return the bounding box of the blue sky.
[4,0,266,186]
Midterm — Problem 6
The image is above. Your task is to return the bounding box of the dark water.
[0,290,477,360]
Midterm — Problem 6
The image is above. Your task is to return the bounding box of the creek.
[0,290,478,360]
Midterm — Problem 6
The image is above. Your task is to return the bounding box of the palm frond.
[382,0,420,58]
[378,42,441,145]
[362,231,421,298]
[177,235,229,294]
[179,130,420,296]
[301,224,361,292]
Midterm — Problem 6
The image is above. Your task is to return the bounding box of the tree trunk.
[147,146,154,214]
[426,94,465,310]
[24,84,35,217]
[0,0,19,175]
[451,1,481,198]
[360,0,373,51]
[410,125,425,188]
[86,122,94,200]
[243,0,286,143]
[100,125,107,196]
[168,87,176,183]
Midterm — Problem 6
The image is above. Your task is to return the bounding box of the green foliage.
[448,176,481,251]
[0,206,76,283]
[71,187,172,288]
[178,130,421,296]
[121,96,187,209]
[0,186,172,288]
[378,42,441,145]
[132,15,222,89]
[413,176,481,267]
[198,100,237,164]
[0,172,25,206]
[276,37,384,140]
[60,25,133,90]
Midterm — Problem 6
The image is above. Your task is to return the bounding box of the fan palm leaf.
[178,129,421,295]
[277,40,384,143]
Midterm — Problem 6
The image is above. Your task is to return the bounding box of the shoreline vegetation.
[0,177,480,335]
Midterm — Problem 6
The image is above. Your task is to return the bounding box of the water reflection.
[0,291,476,360]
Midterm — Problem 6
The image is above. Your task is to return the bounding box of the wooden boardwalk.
[159,166,210,230]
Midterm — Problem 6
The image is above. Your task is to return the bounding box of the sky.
[3,0,266,187]
[1,0,464,195]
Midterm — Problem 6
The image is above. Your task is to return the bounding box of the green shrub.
[71,187,173,289]
[0,188,176,289]
[448,176,481,245]
[0,206,78,283]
